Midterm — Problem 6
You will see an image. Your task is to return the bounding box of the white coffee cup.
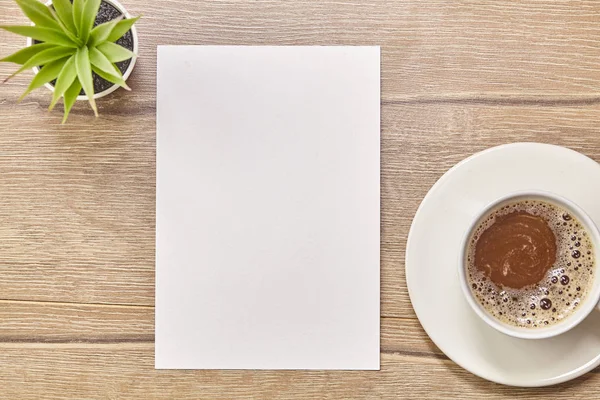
[458,190,600,339]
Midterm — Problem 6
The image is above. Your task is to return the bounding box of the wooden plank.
[0,110,156,306]
[4,0,600,106]
[0,301,439,355]
[0,301,154,343]
[3,102,600,314]
[0,303,597,398]
[0,344,598,399]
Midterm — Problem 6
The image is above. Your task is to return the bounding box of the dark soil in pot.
[35,0,135,95]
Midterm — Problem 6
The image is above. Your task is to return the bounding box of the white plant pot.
[26,0,139,101]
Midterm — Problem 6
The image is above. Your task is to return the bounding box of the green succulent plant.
[1,0,139,123]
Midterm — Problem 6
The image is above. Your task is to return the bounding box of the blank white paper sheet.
[156,46,380,370]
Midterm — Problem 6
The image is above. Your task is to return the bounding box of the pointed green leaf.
[0,25,77,47]
[89,47,118,78]
[75,46,98,116]
[107,16,139,42]
[91,64,130,91]
[49,54,77,110]
[51,0,77,34]
[15,0,59,29]
[18,57,66,101]
[79,0,101,44]
[96,41,134,62]
[72,0,84,34]
[0,42,55,64]
[4,46,75,81]
[47,7,82,46]
[88,16,121,46]
[62,78,82,124]
[89,47,130,90]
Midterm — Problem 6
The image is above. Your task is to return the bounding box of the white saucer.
[406,142,600,387]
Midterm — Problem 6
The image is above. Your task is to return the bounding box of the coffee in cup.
[466,199,595,329]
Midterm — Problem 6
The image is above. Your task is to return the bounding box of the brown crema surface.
[467,199,594,328]
[474,211,557,289]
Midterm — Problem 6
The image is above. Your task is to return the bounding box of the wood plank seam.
[0,299,155,309]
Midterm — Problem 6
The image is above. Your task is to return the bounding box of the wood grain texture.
[2,0,600,397]
[0,304,598,400]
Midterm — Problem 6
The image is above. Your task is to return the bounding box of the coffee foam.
[466,199,595,328]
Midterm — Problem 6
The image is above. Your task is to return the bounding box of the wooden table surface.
[2,0,600,398]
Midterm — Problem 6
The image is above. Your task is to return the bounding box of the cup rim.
[458,190,600,339]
